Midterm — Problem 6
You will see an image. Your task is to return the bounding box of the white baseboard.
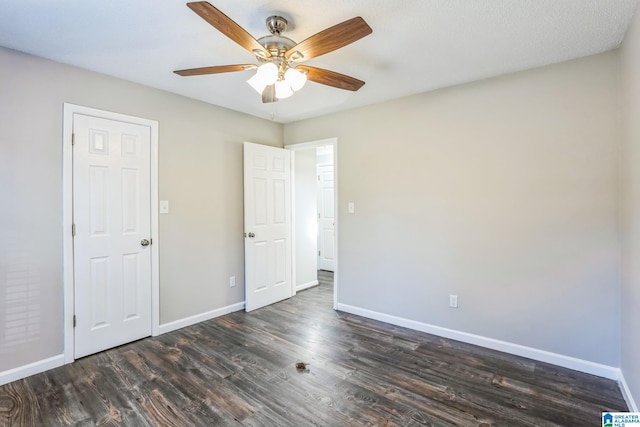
[0,303,246,386]
[620,371,639,411]
[2,303,631,407]
[336,303,620,380]
[296,280,319,292]
[158,301,245,335]
[0,354,65,386]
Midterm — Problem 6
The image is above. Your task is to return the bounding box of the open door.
[243,142,292,312]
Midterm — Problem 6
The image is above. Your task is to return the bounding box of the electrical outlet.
[449,294,458,308]
[229,276,236,288]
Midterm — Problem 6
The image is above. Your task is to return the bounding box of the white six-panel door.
[73,113,152,358]
[244,142,292,312]
[317,164,335,272]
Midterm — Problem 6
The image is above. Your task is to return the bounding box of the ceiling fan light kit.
[174,1,372,103]
[245,61,307,99]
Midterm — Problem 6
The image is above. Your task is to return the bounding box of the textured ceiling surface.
[1,0,638,123]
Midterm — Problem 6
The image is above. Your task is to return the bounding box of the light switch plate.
[348,202,355,214]
[449,294,458,308]
[159,200,169,214]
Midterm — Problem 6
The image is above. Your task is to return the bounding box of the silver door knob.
[247,232,255,238]
[141,239,150,246]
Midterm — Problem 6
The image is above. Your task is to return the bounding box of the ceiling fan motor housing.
[257,34,296,60]
[258,15,296,61]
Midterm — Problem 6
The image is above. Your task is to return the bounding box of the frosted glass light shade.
[247,73,267,94]
[247,62,279,94]
[284,68,307,91]
[257,62,278,85]
[275,80,293,99]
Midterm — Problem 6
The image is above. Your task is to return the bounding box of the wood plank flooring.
[0,270,627,426]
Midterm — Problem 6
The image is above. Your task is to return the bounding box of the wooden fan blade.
[187,1,270,58]
[174,64,256,76]
[285,17,372,61]
[262,84,277,103]
[296,66,365,91]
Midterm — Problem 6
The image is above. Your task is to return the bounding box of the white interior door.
[244,142,292,312]
[317,164,335,272]
[73,113,152,359]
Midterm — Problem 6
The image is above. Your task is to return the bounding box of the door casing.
[62,103,160,363]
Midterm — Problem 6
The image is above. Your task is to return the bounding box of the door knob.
[141,239,150,247]
[247,232,255,238]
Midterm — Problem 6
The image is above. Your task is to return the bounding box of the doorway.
[287,138,338,309]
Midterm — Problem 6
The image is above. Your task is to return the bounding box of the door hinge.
[73,315,76,327]
[318,175,320,181]
[72,133,75,146]
[318,250,321,256]
[72,223,76,237]
[318,213,320,219]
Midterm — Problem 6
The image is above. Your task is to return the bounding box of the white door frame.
[62,103,160,363]
[285,138,338,309]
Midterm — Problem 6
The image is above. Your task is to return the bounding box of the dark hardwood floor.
[0,271,627,426]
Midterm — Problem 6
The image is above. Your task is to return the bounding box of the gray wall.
[294,149,318,288]
[1,39,635,388]
[621,2,640,408]
[285,52,621,366]
[0,46,283,372]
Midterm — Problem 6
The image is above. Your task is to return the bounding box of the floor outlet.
[449,294,458,308]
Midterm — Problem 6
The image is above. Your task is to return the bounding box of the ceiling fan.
[174,1,373,103]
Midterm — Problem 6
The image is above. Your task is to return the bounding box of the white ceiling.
[1,0,638,123]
